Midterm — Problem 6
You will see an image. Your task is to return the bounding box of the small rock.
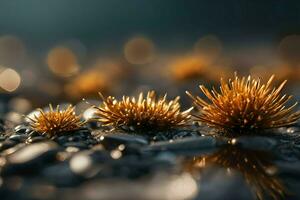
[232,136,277,151]
[276,161,300,178]
[28,131,41,137]
[42,161,81,186]
[99,133,148,151]
[0,140,17,152]
[0,136,6,142]
[8,135,28,143]
[54,128,96,147]
[1,141,59,175]
[143,136,223,154]
[0,118,5,133]
[14,125,31,135]
[26,136,47,144]
[63,142,89,150]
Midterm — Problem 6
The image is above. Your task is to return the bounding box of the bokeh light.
[64,69,109,99]
[169,55,207,81]
[9,97,32,114]
[46,46,80,77]
[278,35,300,65]
[0,35,25,67]
[124,36,155,65]
[194,35,222,63]
[0,68,21,92]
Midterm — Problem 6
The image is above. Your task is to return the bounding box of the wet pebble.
[152,130,199,142]
[276,161,300,178]
[99,133,148,151]
[232,136,277,151]
[14,125,31,135]
[26,136,47,144]
[63,142,89,150]
[42,161,81,187]
[28,131,41,137]
[54,128,97,148]
[8,135,28,143]
[172,130,198,140]
[0,118,5,133]
[143,136,223,154]
[1,141,59,175]
[0,140,17,152]
[286,127,300,134]
[0,136,6,142]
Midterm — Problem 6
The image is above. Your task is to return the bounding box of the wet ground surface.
[1,118,300,200]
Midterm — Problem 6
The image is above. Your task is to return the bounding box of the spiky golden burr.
[186,74,300,136]
[27,104,84,137]
[93,91,192,132]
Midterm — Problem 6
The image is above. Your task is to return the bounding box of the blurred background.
[1,0,300,119]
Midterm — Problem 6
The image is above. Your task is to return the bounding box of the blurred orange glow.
[249,65,270,80]
[250,64,300,83]
[169,55,208,81]
[0,68,21,92]
[278,35,300,65]
[46,46,80,77]
[194,35,222,63]
[9,97,32,114]
[64,70,109,99]
[64,59,130,99]
[205,65,233,81]
[38,82,62,97]
[124,36,155,65]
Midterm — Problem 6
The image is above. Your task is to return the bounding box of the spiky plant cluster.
[185,146,285,200]
[27,104,84,137]
[187,74,300,136]
[93,91,192,132]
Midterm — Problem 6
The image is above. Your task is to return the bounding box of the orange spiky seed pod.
[93,91,192,132]
[186,74,300,136]
[27,104,84,137]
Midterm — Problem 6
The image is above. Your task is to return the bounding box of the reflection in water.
[185,146,286,200]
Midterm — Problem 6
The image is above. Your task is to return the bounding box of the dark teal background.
[0,0,299,48]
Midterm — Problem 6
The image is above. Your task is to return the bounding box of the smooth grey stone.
[42,162,81,186]
[0,136,6,141]
[28,131,41,137]
[143,136,223,153]
[1,141,59,175]
[155,152,177,164]
[172,131,198,139]
[0,143,26,156]
[56,135,69,143]
[99,133,148,150]
[55,129,94,145]
[26,136,47,143]
[8,134,28,142]
[286,127,300,134]
[0,140,17,152]
[63,142,89,149]
[67,136,82,142]
[233,136,277,151]
[276,161,300,178]
[14,125,31,135]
